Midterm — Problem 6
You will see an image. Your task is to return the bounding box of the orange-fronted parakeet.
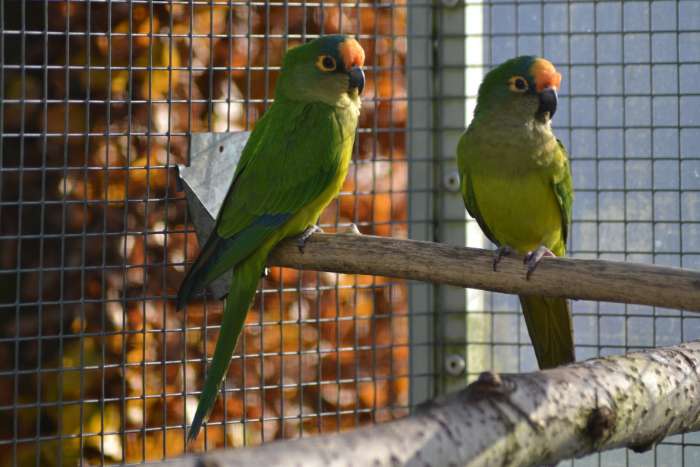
[457,56,575,369]
[177,35,365,441]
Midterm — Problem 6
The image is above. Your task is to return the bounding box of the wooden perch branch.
[267,233,700,311]
[169,341,700,467]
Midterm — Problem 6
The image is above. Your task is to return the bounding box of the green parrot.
[457,56,575,369]
[177,35,365,441]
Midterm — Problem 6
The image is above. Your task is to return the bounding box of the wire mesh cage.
[428,1,700,465]
[1,1,409,464]
[1,0,699,466]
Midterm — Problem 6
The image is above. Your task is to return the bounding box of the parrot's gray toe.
[524,245,555,280]
[492,245,513,272]
[347,223,361,235]
[296,224,324,253]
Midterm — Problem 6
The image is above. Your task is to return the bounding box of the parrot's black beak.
[348,66,365,94]
[537,87,558,120]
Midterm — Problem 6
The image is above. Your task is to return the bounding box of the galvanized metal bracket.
[177,131,250,299]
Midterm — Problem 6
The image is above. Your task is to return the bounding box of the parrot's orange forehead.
[339,38,365,70]
[530,58,562,92]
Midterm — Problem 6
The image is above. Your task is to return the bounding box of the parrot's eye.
[508,76,529,93]
[316,55,337,72]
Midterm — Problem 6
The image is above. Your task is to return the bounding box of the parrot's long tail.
[187,251,267,443]
[518,295,575,369]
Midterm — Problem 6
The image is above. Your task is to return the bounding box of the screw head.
[444,353,466,376]
[443,169,461,192]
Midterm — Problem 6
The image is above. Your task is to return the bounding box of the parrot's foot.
[492,245,513,272]
[523,245,555,280]
[296,225,324,253]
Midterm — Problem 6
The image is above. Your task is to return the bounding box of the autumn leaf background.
[0,2,409,464]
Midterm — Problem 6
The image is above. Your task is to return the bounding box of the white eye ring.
[316,55,337,72]
[509,76,529,92]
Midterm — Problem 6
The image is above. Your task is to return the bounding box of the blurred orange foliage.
[0,1,408,464]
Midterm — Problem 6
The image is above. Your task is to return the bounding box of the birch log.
[267,233,700,311]
[171,341,700,467]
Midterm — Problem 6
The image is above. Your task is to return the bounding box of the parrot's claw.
[524,245,555,280]
[492,245,513,272]
[261,267,269,278]
[345,223,361,235]
[296,225,324,253]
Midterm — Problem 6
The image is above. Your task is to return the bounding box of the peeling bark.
[267,233,700,311]
[169,342,700,467]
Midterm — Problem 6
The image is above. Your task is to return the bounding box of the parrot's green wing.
[552,139,573,250]
[177,100,348,307]
[461,169,499,246]
[217,101,347,237]
[457,132,499,246]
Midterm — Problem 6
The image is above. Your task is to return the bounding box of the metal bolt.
[443,169,461,192]
[444,353,466,376]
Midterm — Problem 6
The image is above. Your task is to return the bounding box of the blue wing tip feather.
[175,286,190,311]
[176,269,206,311]
[186,423,202,444]
[175,292,185,310]
[187,403,209,443]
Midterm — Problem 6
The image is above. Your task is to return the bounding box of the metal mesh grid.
[0,1,409,464]
[429,1,700,465]
[3,0,700,466]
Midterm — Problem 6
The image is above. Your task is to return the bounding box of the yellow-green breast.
[267,102,358,249]
[459,123,567,256]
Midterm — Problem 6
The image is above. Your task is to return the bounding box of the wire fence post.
[436,0,470,395]
[407,0,435,408]
[428,0,491,394]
